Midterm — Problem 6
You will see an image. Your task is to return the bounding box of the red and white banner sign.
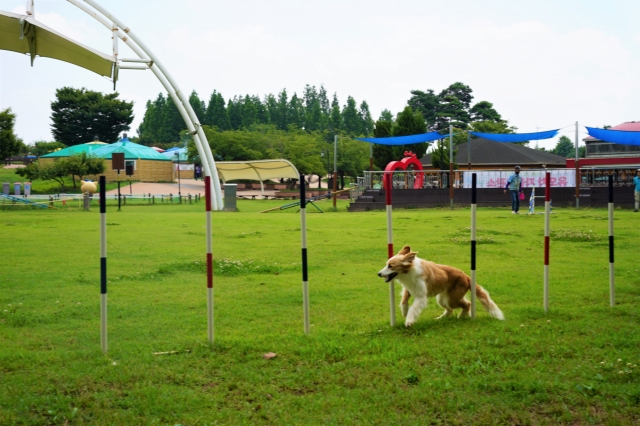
[462,169,575,189]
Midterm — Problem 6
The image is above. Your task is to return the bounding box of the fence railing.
[359,167,638,191]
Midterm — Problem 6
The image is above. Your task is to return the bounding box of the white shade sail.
[216,159,299,183]
[0,10,115,78]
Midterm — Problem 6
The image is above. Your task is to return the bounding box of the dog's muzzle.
[378,271,398,283]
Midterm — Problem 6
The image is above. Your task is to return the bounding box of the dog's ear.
[402,251,417,264]
[399,245,411,255]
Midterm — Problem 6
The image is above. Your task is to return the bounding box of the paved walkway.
[105,176,329,199]
[105,179,276,198]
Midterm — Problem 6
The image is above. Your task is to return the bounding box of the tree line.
[137,85,375,145]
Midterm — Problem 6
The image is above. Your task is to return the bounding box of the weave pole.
[470,173,477,319]
[300,175,310,334]
[205,176,214,346]
[544,172,550,312]
[385,172,396,326]
[608,175,615,307]
[99,176,107,353]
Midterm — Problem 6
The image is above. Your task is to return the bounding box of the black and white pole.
[608,175,615,307]
[385,172,396,326]
[300,174,310,334]
[544,172,551,312]
[205,176,214,345]
[99,176,108,353]
[470,173,477,319]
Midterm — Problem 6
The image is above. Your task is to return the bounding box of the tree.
[31,141,67,157]
[358,101,374,137]
[430,137,457,170]
[17,154,105,189]
[204,91,231,130]
[552,135,575,158]
[439,82,474,111]
[379,109,394,122]
[161,96,186,142]
[392,106,428,160]
[372,119,394,169]
[51,87,133,146]
[341,96,360,135]
[241,95,259,128]
[288,93,304,129]
[275,89,289,130]
[329,93,342,132]
[65,153,105,187]
[137,93,166,144]
[470,101,502,122]
[0,108,25,160]
[227,96,243,130]
[188,91,206,124]
[408,89,439,125]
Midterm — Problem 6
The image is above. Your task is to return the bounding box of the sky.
[1,0,639,151]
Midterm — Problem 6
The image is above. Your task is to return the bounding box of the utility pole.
[575,121,580,209]
[449,125,454,209]
[332,135,338,210]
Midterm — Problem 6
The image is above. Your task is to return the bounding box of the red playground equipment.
[384,151,424,189]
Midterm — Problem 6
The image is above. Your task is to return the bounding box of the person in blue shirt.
[503,165,523,214]
[634,168,640,212]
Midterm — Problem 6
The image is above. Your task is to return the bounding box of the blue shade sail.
[355,131,444,145]
[469,129,559,142]
[586,127,640,146]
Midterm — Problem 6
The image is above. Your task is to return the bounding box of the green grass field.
[1,199,639,425]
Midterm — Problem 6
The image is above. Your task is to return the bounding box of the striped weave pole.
[205,176,214,346]
[385,172,396,326]
[544,172,550,312]
[99,176,107,354]
[608,175,615,307]
[300,175,310,334]
[470,173,477,319]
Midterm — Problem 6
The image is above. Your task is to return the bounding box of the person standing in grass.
[634,168,640,212]
[503,165,523,214]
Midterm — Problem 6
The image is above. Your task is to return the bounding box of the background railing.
[359,167,638,191]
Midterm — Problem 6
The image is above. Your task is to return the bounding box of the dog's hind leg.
[435,293,454,319]
[400,288,411,318]
[405,296,427,327]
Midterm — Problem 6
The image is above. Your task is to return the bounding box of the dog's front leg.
[405,296,427,327]
[400,288,411,317]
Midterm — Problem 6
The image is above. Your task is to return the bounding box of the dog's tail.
[475,284,505,320]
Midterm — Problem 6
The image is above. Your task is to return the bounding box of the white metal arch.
[65,0,224,210]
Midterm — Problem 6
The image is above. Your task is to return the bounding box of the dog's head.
[377,245,418,283]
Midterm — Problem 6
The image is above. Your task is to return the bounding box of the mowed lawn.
[1,199,639,425]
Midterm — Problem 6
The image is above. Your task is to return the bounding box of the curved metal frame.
[66,0,223,210]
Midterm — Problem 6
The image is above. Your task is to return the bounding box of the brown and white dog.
[377,245,504,326]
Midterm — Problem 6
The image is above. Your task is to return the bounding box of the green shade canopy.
[90,138,171,161]
[40,142,107,158]
[0,10,115,79]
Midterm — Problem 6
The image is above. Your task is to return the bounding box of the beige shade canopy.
[0,10,115,78]
[216,159,300,183]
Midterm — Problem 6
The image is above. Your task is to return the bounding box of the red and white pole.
[205,176,214,346]
[385,172,395,326]
[300,175,310,334]
[470,173,477,319]
[544,172,550,312]
[99,176,108,353]
[608,175,615,307]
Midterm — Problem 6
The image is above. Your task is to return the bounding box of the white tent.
[216,159,300,196]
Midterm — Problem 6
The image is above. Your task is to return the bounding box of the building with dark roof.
[420,138,567,170]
